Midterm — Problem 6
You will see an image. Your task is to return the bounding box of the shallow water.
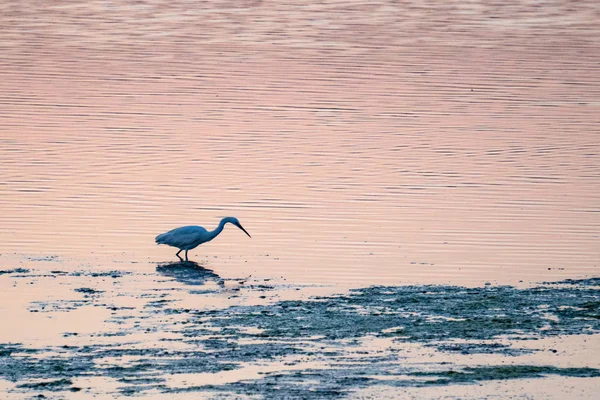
[1,0,599,286]
[0,0,599,398]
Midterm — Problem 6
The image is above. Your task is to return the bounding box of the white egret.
[155,217,251,261]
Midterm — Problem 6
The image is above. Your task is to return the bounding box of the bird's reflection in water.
[156,260,223,286]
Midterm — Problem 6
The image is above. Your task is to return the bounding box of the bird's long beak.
[236,223,251,238]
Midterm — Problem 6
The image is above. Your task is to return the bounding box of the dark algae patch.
[198,283,600,342]
[17,378,75,391]
[2,270,600,398]
[0,268,30,275]
[430,342,534,356]
[409,365,600,384]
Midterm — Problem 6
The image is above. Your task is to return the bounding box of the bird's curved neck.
[208,218,228,240]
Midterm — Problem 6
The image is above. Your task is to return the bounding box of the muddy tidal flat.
[0,255,599,399]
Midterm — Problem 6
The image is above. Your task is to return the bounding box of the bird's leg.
[185,250,189,261]
[176,249,183,261]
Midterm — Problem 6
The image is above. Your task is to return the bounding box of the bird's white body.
[155,217,251,261]
[156,225,214,250]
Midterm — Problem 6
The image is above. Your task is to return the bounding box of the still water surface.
[0,1,598,285]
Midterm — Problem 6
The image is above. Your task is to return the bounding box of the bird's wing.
[155,226,207,247]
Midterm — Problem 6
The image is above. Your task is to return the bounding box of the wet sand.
[0,255,599,398]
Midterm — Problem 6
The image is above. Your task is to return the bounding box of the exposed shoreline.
[1,256,599,398]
